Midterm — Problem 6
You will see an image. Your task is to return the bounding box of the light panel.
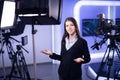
[0,1,16,29]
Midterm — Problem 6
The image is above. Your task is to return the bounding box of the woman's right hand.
[41,50,53,56]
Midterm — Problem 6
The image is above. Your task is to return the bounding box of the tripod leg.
[18,51,31,80]
[1,50,6,80]
[9,55,16,80]
[107,58,113,80]
[15,56,24,80]
[106,45,116,80]
[106,45,115,80]
[6,43,23,80]
[115,47,120,60]
[96,45,112,80]
[0,41,7,80]
[9,53,24,80]
[113,46,120,79]
[5,43,16,80]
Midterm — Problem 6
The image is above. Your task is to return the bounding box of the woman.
[41,17,91,80]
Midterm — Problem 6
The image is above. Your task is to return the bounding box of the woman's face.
[65,20,76,36]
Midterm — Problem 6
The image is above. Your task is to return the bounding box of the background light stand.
[0,30,6,80]
[0,0,16,79]
[31,18,38,80]
[0,31,31,80]
[0,1,31,79]
[15,0,62,79]
[16,0,40,79]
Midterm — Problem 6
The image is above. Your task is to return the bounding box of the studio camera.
[91,14,120,80]
[91,13,120,50]
[95,13,120,42]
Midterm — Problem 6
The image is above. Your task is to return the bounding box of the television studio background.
[0,0,120,80]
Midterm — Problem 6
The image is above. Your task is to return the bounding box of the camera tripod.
[0,33,31,80]
[8,45,31,80]
[95,35,120,80]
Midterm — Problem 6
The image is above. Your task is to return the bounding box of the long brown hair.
[61,17,81,45]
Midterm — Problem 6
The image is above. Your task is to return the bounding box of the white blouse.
[65,35,78,50]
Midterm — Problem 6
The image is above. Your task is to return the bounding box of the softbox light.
[0,0,16,29]
[17,0,62,25]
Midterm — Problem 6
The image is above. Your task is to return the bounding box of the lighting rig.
[0,0,30,80]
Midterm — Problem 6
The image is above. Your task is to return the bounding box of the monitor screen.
[116,18,120,26]
[115,18,120,35]
[82,18,120,37]
[82,19,99,36]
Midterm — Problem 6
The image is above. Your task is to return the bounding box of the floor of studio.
[0,53,120,80]
[0,62,91,80]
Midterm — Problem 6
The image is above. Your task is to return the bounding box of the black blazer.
[49,38,91,80]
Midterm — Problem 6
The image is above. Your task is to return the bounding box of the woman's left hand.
[74,58,84,63]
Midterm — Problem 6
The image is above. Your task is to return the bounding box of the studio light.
[0,0,16,29]
[17,0,62,25]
